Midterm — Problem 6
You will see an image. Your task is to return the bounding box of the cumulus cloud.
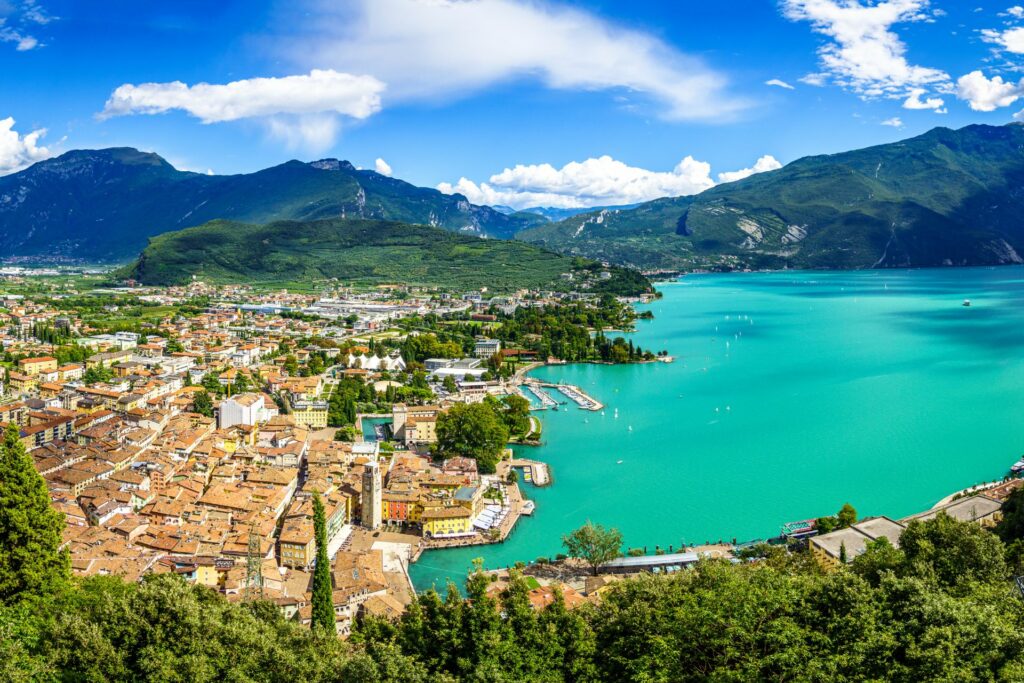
[956,70,1024,111]
[881,116,904,127]
[765,79,795,90]
[0,116,53,174]
[717,155,783,183]
[902,87,945,110]
[374,157,392,176]
[1004,6,1024,18]
[782,0,949,97]
[438,154,781,210]
[100,69,385,151]
[982,26,1024,53]
[287,0,749,122]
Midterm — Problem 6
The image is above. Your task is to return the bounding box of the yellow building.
[279,521,315,569]
[405,416,438,445]
[6,372,37,395]
[421,505,473,537]
[290,399,328,429]
[18,356,58,377]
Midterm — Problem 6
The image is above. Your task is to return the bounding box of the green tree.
[0,423,69,603]
[192,390,214,418]
[900,512,1006,589]
[837,503,858,528]
[82,363,114,384]
[562,521,623,576]
[442,375,457,394]
[435,402,510,474]
[851,536,904,586]
[487,394,530,435]
[310,494,334,635]
[996,487,1024,542]
[201,371,222,396]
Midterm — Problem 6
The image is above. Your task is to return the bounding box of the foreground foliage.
[357,513,1024,682]
[7,423,1024,681]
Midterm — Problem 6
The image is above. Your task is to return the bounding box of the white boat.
[963,299,972,307]
[616,460,623,464]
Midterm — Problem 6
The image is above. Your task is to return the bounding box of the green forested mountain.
[519,124,1024,271]
[126,217,650,293]
[0,149,542,260]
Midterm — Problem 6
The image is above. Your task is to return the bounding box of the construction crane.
[244,519,264,601]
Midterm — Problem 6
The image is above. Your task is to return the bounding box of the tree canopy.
[562,521,623,576]
[434,402,510,474]
[311,493,334,635]
[0,424,69,603]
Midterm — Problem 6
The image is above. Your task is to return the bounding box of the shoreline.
[408,273,1024,593]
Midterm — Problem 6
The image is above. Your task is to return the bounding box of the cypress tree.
[310,493,334,635]
[0,423,69,603]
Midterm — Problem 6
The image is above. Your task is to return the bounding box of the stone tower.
[361,459,382,530]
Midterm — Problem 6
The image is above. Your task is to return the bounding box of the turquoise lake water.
[409,268,1024,591]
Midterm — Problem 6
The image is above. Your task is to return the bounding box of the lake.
[409,267,1024,591]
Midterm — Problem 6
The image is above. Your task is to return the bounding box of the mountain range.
[7,124,1024,273]
[519,124,1024,271]
[0,149,542,260]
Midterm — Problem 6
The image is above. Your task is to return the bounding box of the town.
[0,271,655,636]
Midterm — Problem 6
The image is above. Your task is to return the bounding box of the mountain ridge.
[517,123,1024,271]
[0,148,543,260]
[124,217,652,295]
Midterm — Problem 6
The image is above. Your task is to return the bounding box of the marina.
[548,383,604,411]
[523,382,558,409]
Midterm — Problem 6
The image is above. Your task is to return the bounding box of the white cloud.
[902,87,945,110]
[982,26,1024,53]
[100,69,386,151]
[0,116,52,174]
[766,79,796,90]
[0,0,53,51]
[956,70,1024,111]
[782,0,949,97]
[438,154,781,209]
[374,157,392,176]
[1005,6,1024,19]
[881,116,904,126]
[288,0,749,122]
[717,155,783,183]
[799,72,829,86]
[0,23,36,50]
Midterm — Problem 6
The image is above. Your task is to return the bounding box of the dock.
[524,383,558,409]
[539,382,604,411]
[510,458,551,486]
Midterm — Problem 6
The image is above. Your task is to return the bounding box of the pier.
[509,458,551,486]
[540,382,604,411]
[524,383,558,409]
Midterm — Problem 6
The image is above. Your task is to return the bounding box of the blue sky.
[3,0,1024,208]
